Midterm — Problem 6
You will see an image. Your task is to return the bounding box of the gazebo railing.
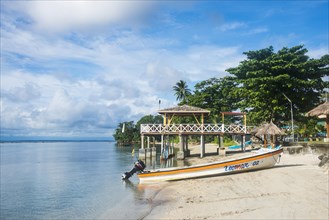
[141,124,253,134]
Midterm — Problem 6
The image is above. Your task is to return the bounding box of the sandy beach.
[142,144,329,220]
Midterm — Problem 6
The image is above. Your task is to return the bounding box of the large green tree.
[135,115,163,133]
[173,80,192,103]
[186,77,239,123]
[113,115,163,145]
[113,121,136,145]
[226,45,329,125]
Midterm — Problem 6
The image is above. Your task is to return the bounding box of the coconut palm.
[173,80,191,103]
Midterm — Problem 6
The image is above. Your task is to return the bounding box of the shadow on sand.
[188,148,256,158]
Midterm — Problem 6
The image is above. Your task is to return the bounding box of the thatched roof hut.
[306,102,329,138]
[254,121,285,147]
[158,105,210,125]
[255,121,285,137]
[306,102,329,116]
[158,105,210,115]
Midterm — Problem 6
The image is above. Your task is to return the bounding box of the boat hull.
[137,148,283,183]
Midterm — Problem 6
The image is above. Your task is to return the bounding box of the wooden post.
[264,135,267,147]
[218,134,226,157]
[241,135,245,152]
[177,134,185,159]
[141,135,144,149]
[219,135,223,148]
[200,135,205,158]
[139,135,146,159]
[322,114,329,142]
[146,136,151,158]
[151,137,156,157]
[160,134,164,158]
[326,115,329,138]
[185,135,190,156]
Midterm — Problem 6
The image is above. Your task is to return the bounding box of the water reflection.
[122,180,145,200]
[1,142,151,220]
[126,144,183,170]
[122,179,167,205]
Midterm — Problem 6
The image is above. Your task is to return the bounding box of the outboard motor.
[122,160,146,180]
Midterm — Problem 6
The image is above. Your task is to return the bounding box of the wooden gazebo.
[139,105,251,159]
[158,105,210,125]
[157,105,210,159]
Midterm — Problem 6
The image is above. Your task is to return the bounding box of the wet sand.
[142,144,329,220]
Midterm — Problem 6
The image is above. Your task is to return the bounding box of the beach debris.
[318,154,329,167]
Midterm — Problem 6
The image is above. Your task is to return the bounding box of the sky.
[1,1,328,140]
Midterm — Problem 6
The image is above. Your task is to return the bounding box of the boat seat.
[275,145,282,149]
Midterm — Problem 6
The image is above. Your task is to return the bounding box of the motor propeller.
[121,160,146,180]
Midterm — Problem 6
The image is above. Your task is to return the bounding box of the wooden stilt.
[241,135,245,152]
[141,135,144,149]
[200,135,205,158]
[177,134,184,159]
[139,135,146,160]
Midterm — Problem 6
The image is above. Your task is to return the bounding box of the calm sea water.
[0,141,175,220]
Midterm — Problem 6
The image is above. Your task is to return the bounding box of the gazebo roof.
[255,121,286,137]
[221,112,246,116]
[306,102,329,117]
[158,105,210,115]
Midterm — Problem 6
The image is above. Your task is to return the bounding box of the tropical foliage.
[187,77,239,123]
[113,115,163,145]
[225,45,329,125]
[114,45,329,144]
[113,121,137,145]
[173,80,192,103]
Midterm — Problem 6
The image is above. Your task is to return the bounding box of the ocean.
[0,141,177,219]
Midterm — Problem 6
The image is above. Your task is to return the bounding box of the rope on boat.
[272,152,282,164]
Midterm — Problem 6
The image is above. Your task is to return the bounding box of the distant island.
[0,136,114,143]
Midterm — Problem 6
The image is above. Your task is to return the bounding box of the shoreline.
[141,144,329,220]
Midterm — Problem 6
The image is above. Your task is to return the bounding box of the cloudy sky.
[1,1,328,140]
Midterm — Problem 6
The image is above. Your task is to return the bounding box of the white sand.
[142,144,329,220]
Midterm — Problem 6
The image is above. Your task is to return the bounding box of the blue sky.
[1,1,328,140]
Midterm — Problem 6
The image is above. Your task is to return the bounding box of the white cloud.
[0,0,328,139]
[145,61,183,91]
[2,83,41,102]
[244,28,268,35]
[4,1,157,33]
[176,45,243,80]
[307,47,329,59]
[3,1,326,139]
[218,22,247,31]
[1,2,247,138]
[0,67,165,136]
[261,33,300,49]
[1,38,244,138]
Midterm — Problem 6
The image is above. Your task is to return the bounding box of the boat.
[136,147,283,184]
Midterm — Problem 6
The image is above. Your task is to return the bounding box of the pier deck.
[141,124,254,135]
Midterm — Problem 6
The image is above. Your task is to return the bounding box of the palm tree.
[173,80,192,103]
